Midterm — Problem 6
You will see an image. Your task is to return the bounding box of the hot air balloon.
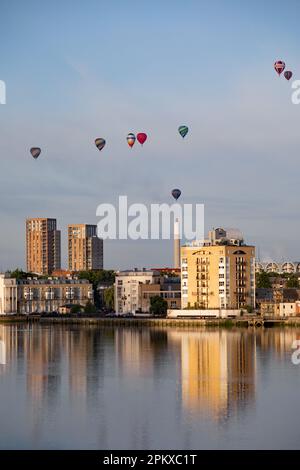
[171,189,181,200]
[30,147,41,159]
[284,71,293,81]
[137,133,147,145]
[127,133,136,148]
[95,138,106,151]
[274,60,285,76]
[178,125,188,139]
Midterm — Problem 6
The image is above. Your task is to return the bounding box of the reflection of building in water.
[26,326,53,402]
[0,339,5,365]
[68,329,89,397]
[0,326,6,366]
[227,333,256,411]
[0,324,22,370]
[115,328,154,376]
[169,330,256,420]
[258,329,298,357]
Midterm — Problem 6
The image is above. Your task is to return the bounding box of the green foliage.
[78,269,115,285]
[70,304,82,314]
[256,271,272,288]
[103,286,114,310]
[78,270,115,307]
[150,296,168,317]
[84,301,97,314]
[9,269,35,280]
[286,275,299,288]
[245,305,254,313]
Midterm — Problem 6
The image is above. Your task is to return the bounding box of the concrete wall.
[168,309,241,319]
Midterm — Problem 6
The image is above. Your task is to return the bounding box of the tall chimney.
[174,218,181,269]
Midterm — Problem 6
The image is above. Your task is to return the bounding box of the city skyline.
[1,0,300,270]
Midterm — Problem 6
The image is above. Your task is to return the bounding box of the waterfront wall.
[167,309,241,318]
[1,315,300,327]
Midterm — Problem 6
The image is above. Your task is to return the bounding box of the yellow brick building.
[181,229,255,310]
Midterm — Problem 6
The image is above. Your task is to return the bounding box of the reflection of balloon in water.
[30,147,41,159]
[178,125,188,138]
[284,71,293,81]
[274,60,285,76]
[127,133,136,148]
[137,133,147,145]
[95,138,106,151]
[171,189,181,200]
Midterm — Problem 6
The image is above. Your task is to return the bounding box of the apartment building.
[181,228,255,310]
[0,274,17,314]
[26,218,61,275]
[115,269,181,314]
[115,269,159,314]
[17,277,94,314]
[68,224,103,271]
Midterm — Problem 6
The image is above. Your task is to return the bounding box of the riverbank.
[1,315,300,327]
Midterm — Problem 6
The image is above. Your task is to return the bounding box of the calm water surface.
[0,324,299,449]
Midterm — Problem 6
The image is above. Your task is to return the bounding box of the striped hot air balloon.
[95,138,106,151]
[127,133,136,148]
[274,60,285,76]
[30,147,41,159]
[178,125,189,139]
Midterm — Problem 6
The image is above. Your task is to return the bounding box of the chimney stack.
[174,218,181,269]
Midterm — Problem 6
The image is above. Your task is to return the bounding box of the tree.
[286,274,299,288]
[256,271,272,288]
[150,296,168,317]
[9,269,35,280]
[104,286,114,310]
[78,270,115,307]
[70,304,82,314]
[84,301,97,314]
[78,270,115,285]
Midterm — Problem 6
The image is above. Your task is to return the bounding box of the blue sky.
[1,0,300,270]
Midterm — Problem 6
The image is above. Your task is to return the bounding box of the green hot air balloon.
[178,125,189,139]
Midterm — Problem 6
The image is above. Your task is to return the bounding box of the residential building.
[26,218,61,275]
[17,277,93,314]
[275,303,296,318]
[68,224,103,271]
[0,274,17,314]
[139,276,181,312]
[181,228,255,310]
[115,269,161,315]
[256,287,300,317]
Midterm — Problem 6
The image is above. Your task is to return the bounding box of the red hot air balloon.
[274,60,286,76]
[284,71,293,81]
[137,133,147,145]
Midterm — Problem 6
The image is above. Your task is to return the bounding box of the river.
[0,324,299,449]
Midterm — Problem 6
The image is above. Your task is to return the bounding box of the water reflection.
[168,330,256,420]
[0,324,299,449]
